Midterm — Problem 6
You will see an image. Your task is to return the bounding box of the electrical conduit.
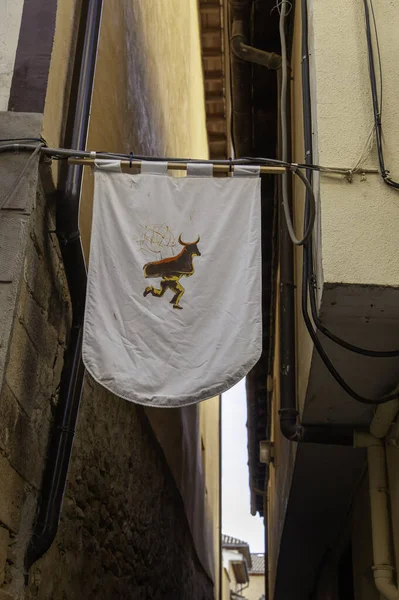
[354,432,398,600]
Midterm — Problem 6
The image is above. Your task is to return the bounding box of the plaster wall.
[42,0,80,182]
[309,0,399,287]
[246,572,264,600]
[291,0,399,412]
[200,396,221,600]
[222,568,231,600]
[0,0,24,110]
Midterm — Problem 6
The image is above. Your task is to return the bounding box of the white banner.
[82,162,262,407]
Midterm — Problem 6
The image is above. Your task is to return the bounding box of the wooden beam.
[204,70,224,82]
[205,90,225,100]
[207,113,225,122]
[202,27,222,34]
[208,132,227,142]
[202,48,223,58]
[199,3,221,13]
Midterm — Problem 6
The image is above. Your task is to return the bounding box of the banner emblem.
[143,234,201,309]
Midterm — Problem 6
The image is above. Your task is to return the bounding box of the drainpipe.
[25,0,103,575]
[277,0,355,446]
[370,397,399,439]
[354,433,398,600]
[231,20,281,69]
[229,0,281,156]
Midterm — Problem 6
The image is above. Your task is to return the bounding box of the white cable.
[279,1,315,245]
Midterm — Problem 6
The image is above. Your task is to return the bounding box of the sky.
[222,378,265,553]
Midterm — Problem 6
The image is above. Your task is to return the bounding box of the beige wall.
[42,0,80,155]
[288,0,399,413]
[43,0,209,257]
[200,396,221,600]
[82,0,208,259]
[309,0,399,288]
[246,573,265,600]
[42,0,220,595]
[222,567,231,600]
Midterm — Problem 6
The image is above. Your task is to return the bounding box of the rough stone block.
[0,527,9,586]
[0,112,42,140]
[0,590,15,600]
[0,454,23,533]
[0,217,25,283]
[0,112,43,212]
[0,215,29,394]
[0,384,50,488]
[5,320,42,415]
[23,240,51,312]
[17,282,59,365]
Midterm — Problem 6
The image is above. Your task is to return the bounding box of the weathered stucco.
[246,572,265,600]
[310,0,399,287]
[81,0,208,259]
[0,0,24,110]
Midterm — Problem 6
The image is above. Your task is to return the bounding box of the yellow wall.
[82,0,208,258]
[222,567,231,600]
[42,0,80,183]
[200,396,221,600]
[246,573,265,600]
[43,0,209,257]
[42,0,220,594]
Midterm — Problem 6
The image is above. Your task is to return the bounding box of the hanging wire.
[279,0,315,245]
[363,0,399,190]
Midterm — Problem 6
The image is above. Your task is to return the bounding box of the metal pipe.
[0,143,380,174]
[67,157,285,174]
[277,0,357,446]
[370,396,399,439]
[231,20,281,69]
[24,0,103,575]
[354,433,398,600]
[229,1,253,156]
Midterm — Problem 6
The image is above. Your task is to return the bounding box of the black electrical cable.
[307,263,399,357]
[302,235,397,405]
[363,0,399,190]
[301,0,399,358]
[278,0,399,359]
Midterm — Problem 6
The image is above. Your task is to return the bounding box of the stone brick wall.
[0,119,213,598]
[27,378,213,600]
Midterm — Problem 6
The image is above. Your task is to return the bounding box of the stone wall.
[0,118,213,598]
[27,378,213,600]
